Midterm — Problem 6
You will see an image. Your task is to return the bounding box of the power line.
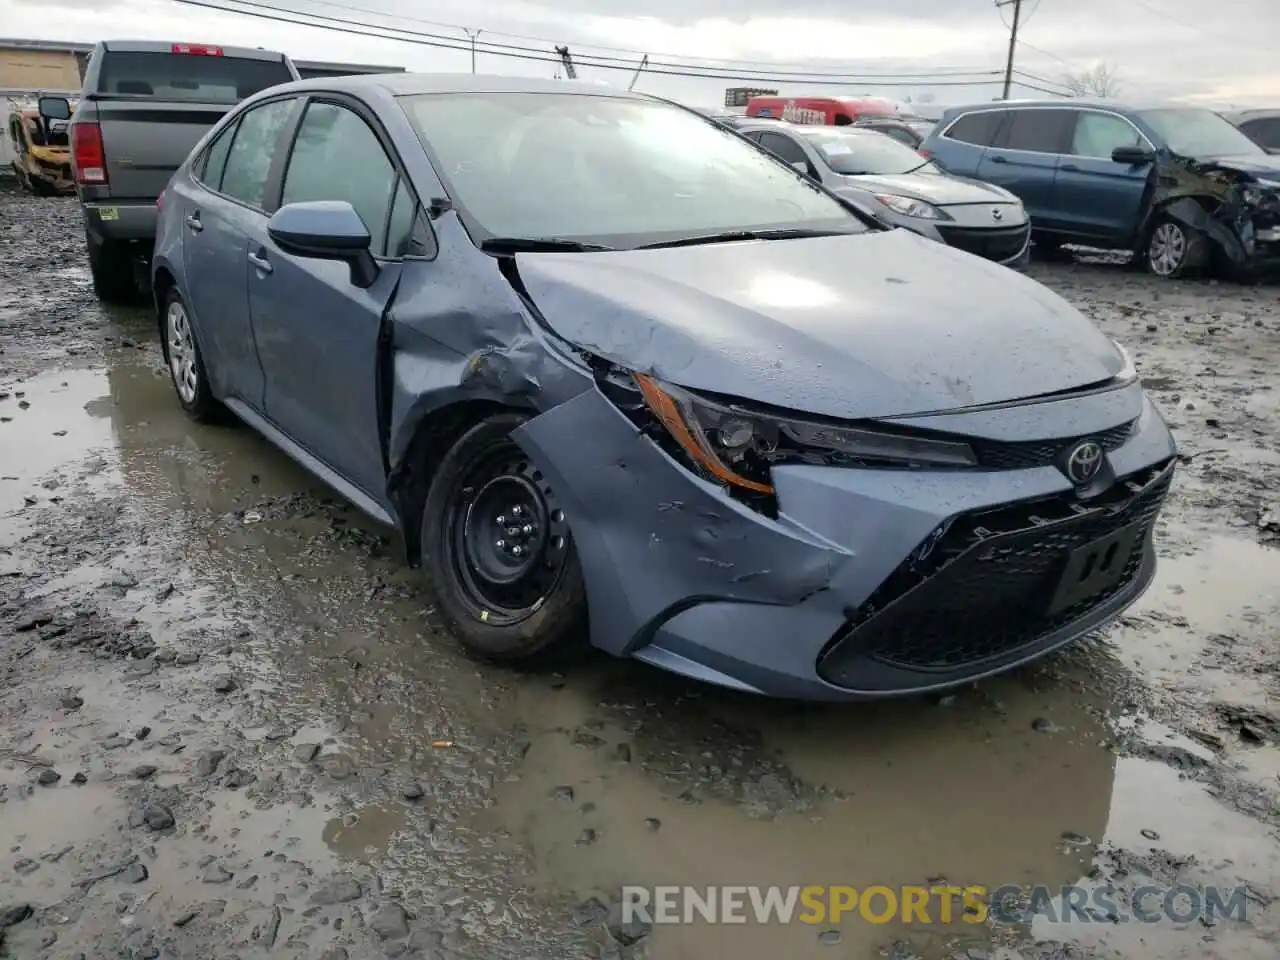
[1127,0,1280,54]
[269,0,1048,78]
[168,0,1069,93]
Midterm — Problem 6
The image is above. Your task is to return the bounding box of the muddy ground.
[0,183,1277,960]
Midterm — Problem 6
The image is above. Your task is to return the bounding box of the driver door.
[246,98,407,501]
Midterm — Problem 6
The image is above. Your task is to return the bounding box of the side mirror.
[790,160,810,175]
[1111,145,1155,165]
[38,96,72,121]
[267,201,378,288]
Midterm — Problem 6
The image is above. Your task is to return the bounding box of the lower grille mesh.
[818,460,1174,679]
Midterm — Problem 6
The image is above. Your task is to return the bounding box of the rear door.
[247,97,416,499]
[977,108,1074,227]
[1054,109,1154,243]
[93,45,295,200]
[179,96,301,408]
[929,109,1005,175]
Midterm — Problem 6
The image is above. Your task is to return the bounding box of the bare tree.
[1062,63,1124,98]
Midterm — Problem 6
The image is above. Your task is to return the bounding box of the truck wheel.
[86,233,138,303]
[420,412,588,663]
[1146,217,1204,280]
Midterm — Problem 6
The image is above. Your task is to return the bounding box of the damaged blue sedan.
[152,75,1177,700]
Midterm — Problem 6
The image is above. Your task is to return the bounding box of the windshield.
[801,129,934,176]
[1138,108,1265,158]
[400,92,864,246]
[98,51,294,104]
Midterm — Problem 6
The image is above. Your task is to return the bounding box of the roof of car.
[937,98,1209,118]
[257,72,646,100]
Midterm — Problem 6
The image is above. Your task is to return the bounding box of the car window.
[802,129,935,176]
[97,51,294,104]
[882,126,920,147]
[757,132,809,167]
[384,177,435,259]
[1137,107,1265,158]
[281,102,398,257]
[220,98,296,208]
[995,109,1074,153]
[1071,112,1145,159]
[943,110,1005,146]
[199,122,237,190]
[401,92,862,245]
[1240,117,1280,150]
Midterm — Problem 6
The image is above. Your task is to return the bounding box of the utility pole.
[463,28,482,74]
[996,0,1022,100]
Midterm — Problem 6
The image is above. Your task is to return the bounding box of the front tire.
[421,413,588,662]
[1146,217,1204,279]
[162,287,221,422]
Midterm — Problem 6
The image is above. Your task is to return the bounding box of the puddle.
[1112,536,1280,701]
[322,804,405,860]
[0,367,119,514]
[1029,756,1280,959]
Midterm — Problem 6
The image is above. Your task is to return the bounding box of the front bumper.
[514,381,1176,700]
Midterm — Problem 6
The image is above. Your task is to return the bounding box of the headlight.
[631,374,977,495]
[1112,339,1137,383]
[874,194,952,220]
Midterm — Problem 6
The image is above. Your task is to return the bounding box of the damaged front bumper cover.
[513,384,1177,700]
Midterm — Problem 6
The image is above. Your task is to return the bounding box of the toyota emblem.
[991,208,1004,221]
[1065,440,1104,485]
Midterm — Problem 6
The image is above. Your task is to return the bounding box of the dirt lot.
[1,184,1278,960]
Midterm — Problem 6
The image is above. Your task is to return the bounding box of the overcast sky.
[3,0,1278,108]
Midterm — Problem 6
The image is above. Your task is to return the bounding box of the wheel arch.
[389,396,536,566]
[153,264,177,358]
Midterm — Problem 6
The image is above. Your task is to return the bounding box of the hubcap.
[1149,222,1186,277]
[166,301,198,404]
[450,450,571,624]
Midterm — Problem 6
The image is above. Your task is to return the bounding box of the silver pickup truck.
[39,40,299,302]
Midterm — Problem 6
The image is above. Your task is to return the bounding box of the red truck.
[745,95,901,126]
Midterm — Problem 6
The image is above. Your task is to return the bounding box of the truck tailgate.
[98,101,229,200]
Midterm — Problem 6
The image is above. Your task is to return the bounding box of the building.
[0,37,404,98]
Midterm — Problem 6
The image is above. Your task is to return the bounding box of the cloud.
[2,0,1278,107]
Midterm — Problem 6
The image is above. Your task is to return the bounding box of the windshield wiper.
[637,227,851,250]
[480,236,614,253]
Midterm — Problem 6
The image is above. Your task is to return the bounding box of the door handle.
[247,251,272,274]
[184,213,203,232]
[989,155,1008,164]
[1060,163,1079,172]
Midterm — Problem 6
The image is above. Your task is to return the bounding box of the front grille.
[937,224,1029,261]
[971,420,1136,470]
[818,459,1174,681]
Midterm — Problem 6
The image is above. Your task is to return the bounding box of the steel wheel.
[446,444,572,627]
[166,299,199,404]
[1148,221,1187,278]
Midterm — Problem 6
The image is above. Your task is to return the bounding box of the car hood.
[515,229,1124,420]
[1197,153,1280,178]
[835,171,1016,205]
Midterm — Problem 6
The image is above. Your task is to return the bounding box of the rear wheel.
[86,232,138,303]
[421,413,588,662]
[162,287,221,422]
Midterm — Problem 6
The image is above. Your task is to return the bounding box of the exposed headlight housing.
[1111,339,1137,383]
[874,194,952,221]
[628,374,977,496]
